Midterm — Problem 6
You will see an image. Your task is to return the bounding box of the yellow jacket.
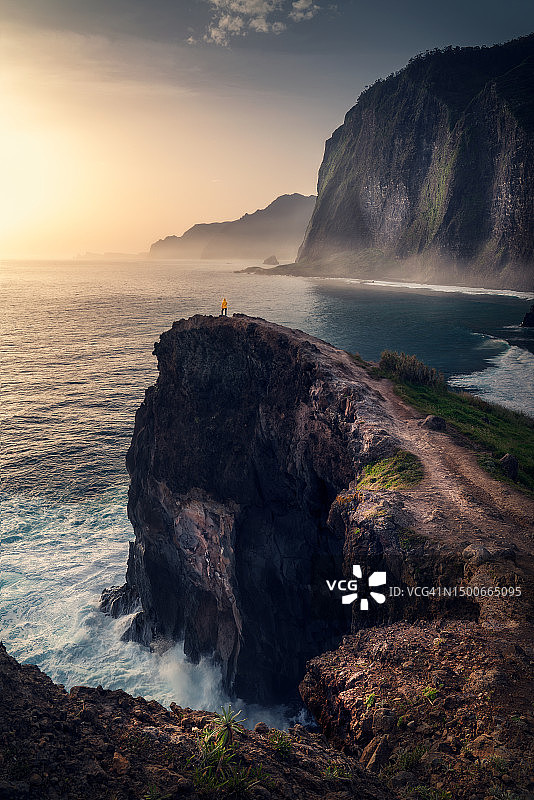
[221,298,228,309]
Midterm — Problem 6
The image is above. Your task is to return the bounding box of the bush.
[379,350,445,387]
[267,730,292,757]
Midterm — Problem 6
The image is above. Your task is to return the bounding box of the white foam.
[449,345,534,417]
[315,276,534,300]
[0,491,296,728]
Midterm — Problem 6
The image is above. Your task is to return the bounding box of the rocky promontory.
[101,313,534,799]
[102,314,401,704]
[150,194,315,262]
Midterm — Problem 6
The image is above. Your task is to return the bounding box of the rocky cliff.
[295,35,534,290]
[0,644,393,800]
[101,314,534,798]
[101,314,401,704]
[150,194,315,262]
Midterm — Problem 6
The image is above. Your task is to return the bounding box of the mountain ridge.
[150,193,315,261]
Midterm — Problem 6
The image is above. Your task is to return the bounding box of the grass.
[380,745,428,787]
[380,350,445,387]
[323,762,353,779]
[394,382,534,492]
[357,450,424,490]
[396,745,427,771]
[350,350,534,493]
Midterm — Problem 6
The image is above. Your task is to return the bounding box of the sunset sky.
[1,0,533,258]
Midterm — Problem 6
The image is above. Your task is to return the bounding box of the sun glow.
[0,23,321,259]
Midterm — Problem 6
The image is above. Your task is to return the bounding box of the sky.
[1,0,533,258]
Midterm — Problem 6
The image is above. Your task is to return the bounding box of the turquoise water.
[1,258,533,720]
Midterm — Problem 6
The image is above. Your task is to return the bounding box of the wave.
[449,344,534,417]
[0,491,296,727]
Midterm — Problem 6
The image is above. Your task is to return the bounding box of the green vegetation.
[357,450,424,490]
[396,745,427,771]
[398,528,427,550]
[488,756,508,773]
[422,685,440,704]
[364,692,377,709]
[352,349,534,492]
[323,762,353,779]
[393,382,534,492]
[267,730,292,757]
[189,706,266,796]
[142,787,170,800]
[380,745,428,787]
[192,760,265,795]
[379,350,445,387]
[209,705,245,748]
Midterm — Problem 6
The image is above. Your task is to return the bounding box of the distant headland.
[149,193,315,263]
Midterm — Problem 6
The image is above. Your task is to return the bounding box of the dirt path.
[376,379,534,555]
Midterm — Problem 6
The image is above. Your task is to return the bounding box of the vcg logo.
[326,564,387,611]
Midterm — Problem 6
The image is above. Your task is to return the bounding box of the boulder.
[499,453,519,481]
[420,415,446,431]
[521,303,534,327]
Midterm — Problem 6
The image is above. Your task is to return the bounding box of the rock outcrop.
[102,314,401,704]
[297,381,534,799]
[98,313,534,798]
[300,619,534,798]
[150,194,315,262]
[0,643,394,800]
[521,302,534,326]
[293,35,534,290]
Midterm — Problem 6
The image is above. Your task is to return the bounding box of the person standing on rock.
[221,297,228,316]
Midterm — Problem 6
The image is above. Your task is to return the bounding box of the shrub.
[267,730,292,757]
[379,350,445,387]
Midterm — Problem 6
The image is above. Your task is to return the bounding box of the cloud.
[289,0,320,22]
[202,0,329,45]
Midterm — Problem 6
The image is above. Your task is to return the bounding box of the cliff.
[294,35,534,290]
[0,643,393,800]
[101,314,400,704]
[101,314,534,798]
[150,194,315,262]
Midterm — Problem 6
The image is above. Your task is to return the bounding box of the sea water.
[1,258,533,724]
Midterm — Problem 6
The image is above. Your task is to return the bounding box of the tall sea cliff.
[296,35,534,289]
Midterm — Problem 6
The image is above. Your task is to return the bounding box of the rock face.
[521,302,534,326]
[300,619,534,799]
[296,35,534,290]
[0,643,394,800]
[150,194,315,262]
[101,314,400,703]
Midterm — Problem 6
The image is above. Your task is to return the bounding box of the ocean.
[1,257,533,724]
